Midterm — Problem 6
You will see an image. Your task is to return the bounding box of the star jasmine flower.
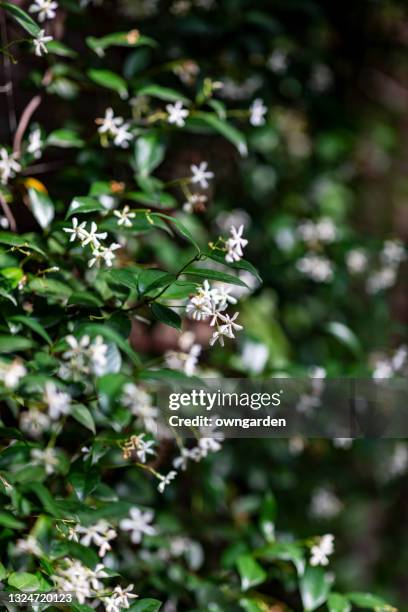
[27,128,44,159]
[100,243,121,267]
[249,98,267,126]
[136,434,156,463]
[183,193,207,213]
[186,293,213,320]
[76,520,117,558]
[16,536,42,557]
[113,122,133,148]
[121,384,159,431]
[63,335,91,360]
[0,148,21,185]
[88,335,108,375]
[0,359,27,388]
[104,585,138,612]
[81,221,108,247]
[310,534,335,566]
[190,161,214,189]
[158,470,177,493]
[166,100,189,127]
[29,0,58,22]
[209,312,243,346]
[225,225,248,263]
[119,507,157,543]
[44,381,71,420]
[96,108,124,134]
[114,205,136,227]
[20,408,50,438]
[33,30,53,56]
[31,447,59,475]
[54,559,94,604]
[63,217,88,242]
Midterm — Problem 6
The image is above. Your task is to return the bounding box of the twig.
[0,192,16,232]
[13,95,42,156]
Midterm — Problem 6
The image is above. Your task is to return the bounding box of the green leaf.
[71,404,96,434]
[138,270,175,295]
[68,291,103,308]
[257,542,305,576]
[29,277,72,299]
[325,321,361,356]
[152,213,200,252]
[236,555,267,591]
[104,268,140,291]
[126,190,176,209]
[28,188,55,230]
[134,133,165,177]
[66,196,104,218]
[51,540,99,569]
[129,600,162,612]
[151,303,181,330]
[22,483,64,518]
[204,250,262,283]
[0,561,6,580]
[347,592,390,609]
[88,69,128,99]
[10,315,52,345]
[8,572,42,592]
[239,598,264,612]
[0,287,17,305]
[48,128,84,148]
[87,31,156,55]
[300,566,331,611]
[0,2,40,36]
[69,467,99,502]
[136,84,190,105]
[183,267,248,287]
[259,492,277,542]
[0,510,25,529]
[328,593,351,612]
[46,40,78,58]
[0,231,46,257]
[78,323,141,366]
[0,335,34,353]
[189,111,247,155]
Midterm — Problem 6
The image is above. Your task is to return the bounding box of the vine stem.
[13,95,42,157]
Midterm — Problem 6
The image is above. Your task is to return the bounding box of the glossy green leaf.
[136,84,190,105]
[28,188,54,230]
[134,133,165,177]
[7,572,42,592]
[0,2,40,36]
[66,196,104,218]
[328,593,351,612]
[48,129,84,148]
[71,404,96,434]
[88,69,128,99]
[151,303,182,330]
[236,555,267,591]
[300,566,331,611]
[183,266,248,287]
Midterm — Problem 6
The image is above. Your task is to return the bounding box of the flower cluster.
[63,218,121,268]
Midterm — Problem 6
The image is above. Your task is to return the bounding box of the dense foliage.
[0,1,406,611]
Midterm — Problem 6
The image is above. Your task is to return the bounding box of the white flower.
[199,421,224,454]
[183,193,207,213]
[31,447,59,475]
[392,345,407,372]
[135,434,156,463]
[210,312,243,346]
[372,358,393,379]
[381,239,405,267]
[315,217,337,243]
[44,381,71,420]
[249,98,267,126]
[33,30,53,56]
[63,334,90,360]
[99,194,116,210]
[166,100,189,127]
[88,335,108,375]
[27,128,44,159]
[81,221,108,247]
[225,224,248,263]
[158,470,177,493]
[29,0,58,22]
[190,161,214,189]
[54,559,94,604]
[76,520,117,558]
[310,487,342,519]
[333,438,353,449]
[165,343,201,377]
[389,443,408,477]
[366,267,396,293]
[0,359,26,388]
[310,534,335,566]
[241,341,269,374]
[297,254,334,283]
[186,293,213,321]
[346,248,368,274]
[173,446,204,470]
[267,49,289,73]
[121,384,158,432]
[16,536,42,556]
[97,108,124,134]
[113,122,133,148]
[63,217,88,243]
[119,507,157,543]
[114,205,136,227]
[0,148,21,185]
[104,585,138,612]
[20,408,50,438]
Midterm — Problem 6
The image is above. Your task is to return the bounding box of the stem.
[13,95,42,157]
[0,192,16,231]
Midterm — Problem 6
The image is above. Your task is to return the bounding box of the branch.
[13,95,42,157]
